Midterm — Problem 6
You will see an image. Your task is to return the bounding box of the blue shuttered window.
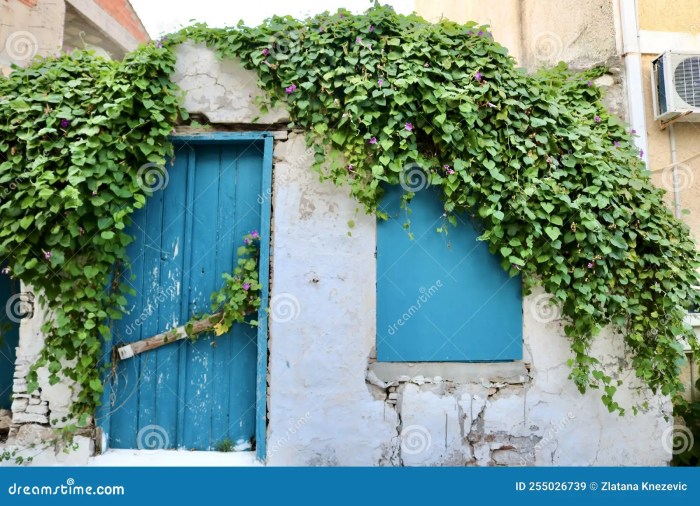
[376,186,522,362]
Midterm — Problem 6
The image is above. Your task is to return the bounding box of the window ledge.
[368,361,530,386]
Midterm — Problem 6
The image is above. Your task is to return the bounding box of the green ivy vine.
[185,232,262,339]
[0,4,698,432]
[0,48,182,427]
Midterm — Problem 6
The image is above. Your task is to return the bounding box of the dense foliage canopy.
[0,5,698,428]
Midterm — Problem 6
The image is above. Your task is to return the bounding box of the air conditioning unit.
[651,50,700,122]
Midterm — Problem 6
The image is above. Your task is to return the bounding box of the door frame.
[97,131,274,462]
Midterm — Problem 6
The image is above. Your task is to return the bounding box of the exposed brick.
[93,0,149,42]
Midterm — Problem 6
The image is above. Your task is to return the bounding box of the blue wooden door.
[0,270,20,409]
[105,138,268,451]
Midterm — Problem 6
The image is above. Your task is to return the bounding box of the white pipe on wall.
[617,0,649,167]
[669,123,681,218]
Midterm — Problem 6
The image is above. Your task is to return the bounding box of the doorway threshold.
[89,449,261,467]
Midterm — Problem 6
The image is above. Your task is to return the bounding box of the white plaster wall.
[267,134,399,466]
[0,0,66,74]
[171,42,288,124]
[266,132,672,466]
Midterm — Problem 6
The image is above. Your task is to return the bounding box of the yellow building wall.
[639,0,700,33]
[639,0,700,238]
[415,0,524,63]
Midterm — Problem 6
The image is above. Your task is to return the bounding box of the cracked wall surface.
[171,42,288,124]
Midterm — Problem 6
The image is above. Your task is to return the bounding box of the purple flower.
[614,141,620,148]
[587,262,594,268]
[378,78,383,86]
[487,102,496,108]
[262,48,269,56]
[446,168,455,175]
[478,30,484,36]
[405,122,413,131]
[156,41,163,49]
[587,80,593,86]
[44,251,52,261]
[60,119,70,128]
[639,149,645,159]
[244,238,251,245]
[347,164,354,171]
[251,230,260,239]
[474,71,483,82]
[594,115,601,123]
[369,25,375,33]
[356,36,362,44]
[243,282,251,291]
[630,129,637,134]
[284,84,297,94]
[369,137,377,145]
